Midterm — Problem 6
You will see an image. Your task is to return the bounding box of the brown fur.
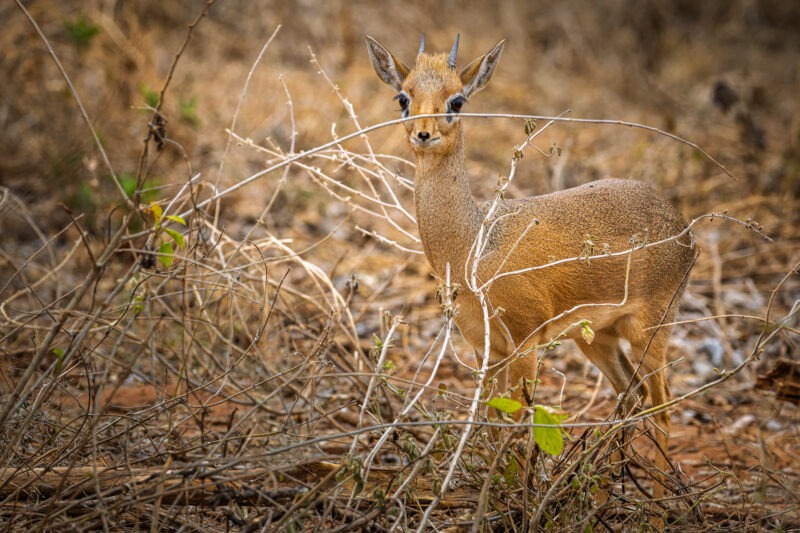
[367,35,696,503]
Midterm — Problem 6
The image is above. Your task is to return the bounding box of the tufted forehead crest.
[405,53,463,96]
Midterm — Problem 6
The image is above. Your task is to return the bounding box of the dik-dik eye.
[394,91,411,117]
[447,94,466,114]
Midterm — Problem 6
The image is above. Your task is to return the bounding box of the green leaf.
[158,242,174,268]
[372,333,383,348]
[120,172,137,198]
[138,83,160,108]
[165,214,187,226]
[164,228,185,249]
[53,347,65,373]
[179,96,199,126]
[140,178,161,203]
[149,202,163,226]
[580,320,595,345]
[133,295,144,316]
[488,397,523,415]
[503,455,519,486]
[64,15,99,51]
[534,405,567,456]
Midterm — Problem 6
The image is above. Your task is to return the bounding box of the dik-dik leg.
[628,327,675,502]
[576,330,646,472]
[485,347,539,411]
[576,330,648,418]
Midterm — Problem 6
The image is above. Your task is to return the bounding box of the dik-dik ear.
[366,36,411,91]
[460,40,505,98]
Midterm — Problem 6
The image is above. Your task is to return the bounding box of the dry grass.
[1,1,798,531]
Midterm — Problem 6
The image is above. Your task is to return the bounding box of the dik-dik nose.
[417,131,431,141]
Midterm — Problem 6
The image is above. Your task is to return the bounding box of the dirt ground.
[1,1,798,531]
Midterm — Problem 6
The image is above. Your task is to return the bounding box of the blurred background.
[3,0,797,357]
[3,0,798,227]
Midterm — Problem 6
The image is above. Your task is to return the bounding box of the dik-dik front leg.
[485,346,540,416]
[483,348,539,455]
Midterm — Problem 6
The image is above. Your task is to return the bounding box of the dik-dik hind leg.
[576,330,645,472]
[629,330,674,502]
[576,330,646,417]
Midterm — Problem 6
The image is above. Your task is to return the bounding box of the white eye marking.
[446,94,467,123]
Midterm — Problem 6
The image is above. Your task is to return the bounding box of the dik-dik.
[366,35,695,499]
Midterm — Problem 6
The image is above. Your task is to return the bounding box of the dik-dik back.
[478,178,694,352]
[367,34,696,504]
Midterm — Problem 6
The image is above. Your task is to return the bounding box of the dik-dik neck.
[413,134,484,277]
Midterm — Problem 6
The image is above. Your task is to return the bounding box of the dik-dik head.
[366,35,505,155]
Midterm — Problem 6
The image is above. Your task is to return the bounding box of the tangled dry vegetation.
[1,1,798,531]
